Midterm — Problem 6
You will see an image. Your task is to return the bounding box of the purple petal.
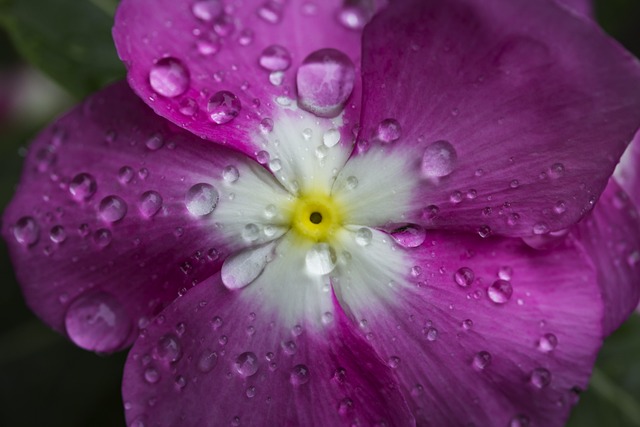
[337,232,602,426]
[554,0,593,18]
[122,276,414,426]
[615,131,640,212]
[1,82,272,352]
[113,0,362,158]
[358,0,640,237]
[571,179,640,335]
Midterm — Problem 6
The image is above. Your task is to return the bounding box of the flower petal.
[554,0,593,18]
[122,275,414,426]
[571,179,640,336]
[335,230,602,426]
[614,131,640,212]
[1,81,289,352]
[358,0,640,237]
[113,0,362,158]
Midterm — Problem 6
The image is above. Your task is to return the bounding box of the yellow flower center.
[290,190,343,242]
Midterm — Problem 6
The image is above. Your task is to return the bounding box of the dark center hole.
[309,212,323,224]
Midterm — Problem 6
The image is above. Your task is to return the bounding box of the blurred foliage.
[0,0,638,426]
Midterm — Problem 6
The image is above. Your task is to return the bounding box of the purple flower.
[3,0,640,425]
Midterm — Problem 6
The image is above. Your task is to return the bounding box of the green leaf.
[569,314,640,427]
[0,0,125,99]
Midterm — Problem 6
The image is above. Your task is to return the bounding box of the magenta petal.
[122,276,414,426]
[554,0,593,18]
[615,131,640,211]
[359,0,640,237]
[2,82,259,352]
[113,0,362,157]
[339,233,602,426]
[571,179,640,335]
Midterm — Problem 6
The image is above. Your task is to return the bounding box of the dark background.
[0,0,639,426]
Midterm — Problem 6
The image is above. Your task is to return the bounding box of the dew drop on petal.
[259,45,291,71]
[537,333,558,353]
[337,0,374,30]
[424,327,438,341]
[191,0,223,21]
[198,350,218,373]
[64,291,131,352]
[354,227,372,246]
[509,415,531,427]
[421,140,458,178]
[118,166,135,184]
[49,225,67,244]
[185,183,219,216]
[462,319,473,330]
[487,279,513,304]
[144,367,160,384]
[207,90,241,124]
[305,243,337,275]
[453,267,474,288]
[222,165,240,183]
[498,266,513,281]
[69,173,97,201]
[138,191,163,218]
[154,333,182,363]
[99,196,128,223]
[234,352,259,377]
[391,224,426,248]
[323,128,341,147]
[473,351,492,370]
[297,48,355,118]
[257,0,283,23]
[260,118,274,134]
[13,217,40,246]
[93,228,112,248]
[376,119,401,143]
[149,57,190,98]
[290,364,310,386]
[387,356,401,368]
[530,368,552,388]
[221,242,275,290]
[145,133,164,151]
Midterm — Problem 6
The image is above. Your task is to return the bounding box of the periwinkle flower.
[3,0,640,426]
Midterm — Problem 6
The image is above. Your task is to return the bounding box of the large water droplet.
[221,242,275,289]
[337,0,375,30]
[222,165,240,183]
[259,45,291,71]
[290,364,310,386]
[453,267,474,288]
[306,243,337,275]
[207,90,241,124]
[376,119,401,143]
[64,292,131,352]
[149,57,190,98]
[49,225,67,244]
[154,333,182,363]
[530,368,552,388]
[185,183,219,216]
[473,351,492,370]
[99,196,128,223]
[297,48,355,118]
[234,351,259,377]
[191,0,223,21]
[487,279,513,304]
[13,216,40,246]
[390,224,426,248]
[69,173,97,201]
[537,333,558,353]
[138,191,163,218]
[421,140,458,178]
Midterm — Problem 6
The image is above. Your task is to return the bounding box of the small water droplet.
[354,227,372,246]
[454,267,474,288]
[462,319,473,330]
[69,173,97,200]
[305,243,337,275]
[498,266,513,281]
[421,140,458,178]
[221,243,275,289]
[118,166,135,184]
[549,163,565,179]
[344,175,358,190]
[509,415,531,427]
[487,280,513,304]
[49,225,66,243]
[532,222,550,235]
[473,351,491,370]
[64,292,131,352]
[537,333,558,353]
[297,48,355,118]
[144,367,160,384]
[207,91,241,124]
[185,183,219,216]
[259,118,274,134]
[257,0,283,23]
[99,196,128,223]
[191,0,222,21]
[323,128,341,147]
[338,398,353,416]
[93,228,112,248]
[154,334,182,363]
[337,0,374,30]
[530,368,552,388]
[13,217,40,246]
[149,57,190,98]
[376,119,401,143]
[424,327,438,341]
[179,97,198,116]
[290,364,310,386]
[198,350,218,373]
[391,224,426,248]
[388,356,401,368]
[145,133,164,151]
[259,45,291,71]
[234,352,259,377]
[222,165,240,183]
[138,191,163,218]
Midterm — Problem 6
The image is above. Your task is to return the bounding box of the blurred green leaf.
[0,0,124,99]
[569,315,640,427]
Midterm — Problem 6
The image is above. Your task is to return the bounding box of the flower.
[3,0,640,426]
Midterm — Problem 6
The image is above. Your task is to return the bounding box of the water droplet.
[242,223,261,241]
[337,0,374,30]
[154,334,182,363]
[185,183,219,216]
[257,0,283,23]
[259,45,291,71]
[64,292,131,352]
[537,333,558,353]
[207,91,241,124]
[473,351,492,370]
[549,163,565,179]
[145,133,164,151]
[344,175,358,190]
[338,398,354,416]
[256,150,270,164]
[387,356,401,368]
[49,225,66,244]
[179,97,198,116]
[376,119,401,143]
[454,267,474,288]
[487,279,513,304]
[118,166,135,184]
[421,140,458,178]
[94,228,112,248]
[234,352,259,377]
[138,191,163,218]
[532,222,550,235]
[99,196,127,223]
[198,350,218,373]
[305,243,337,275]
[530,368,552,388]
[498,266,513,281]
[144,367,160,384]
[390,224,426,248]
[191,0,222,21]
[424,327,438,341]
[297,48,355,118]
[13,217,40,246]
[355,227,372,246]
[238,29,254,46]
[509,415,531,427]
[290,364,310,386]
[259,118,274,134]
[462,319,473,330]
[221,242,275,289]
[222,165,240,183]
[69,173,97,201]
[149,57,190,98]
[323,128,341,147]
